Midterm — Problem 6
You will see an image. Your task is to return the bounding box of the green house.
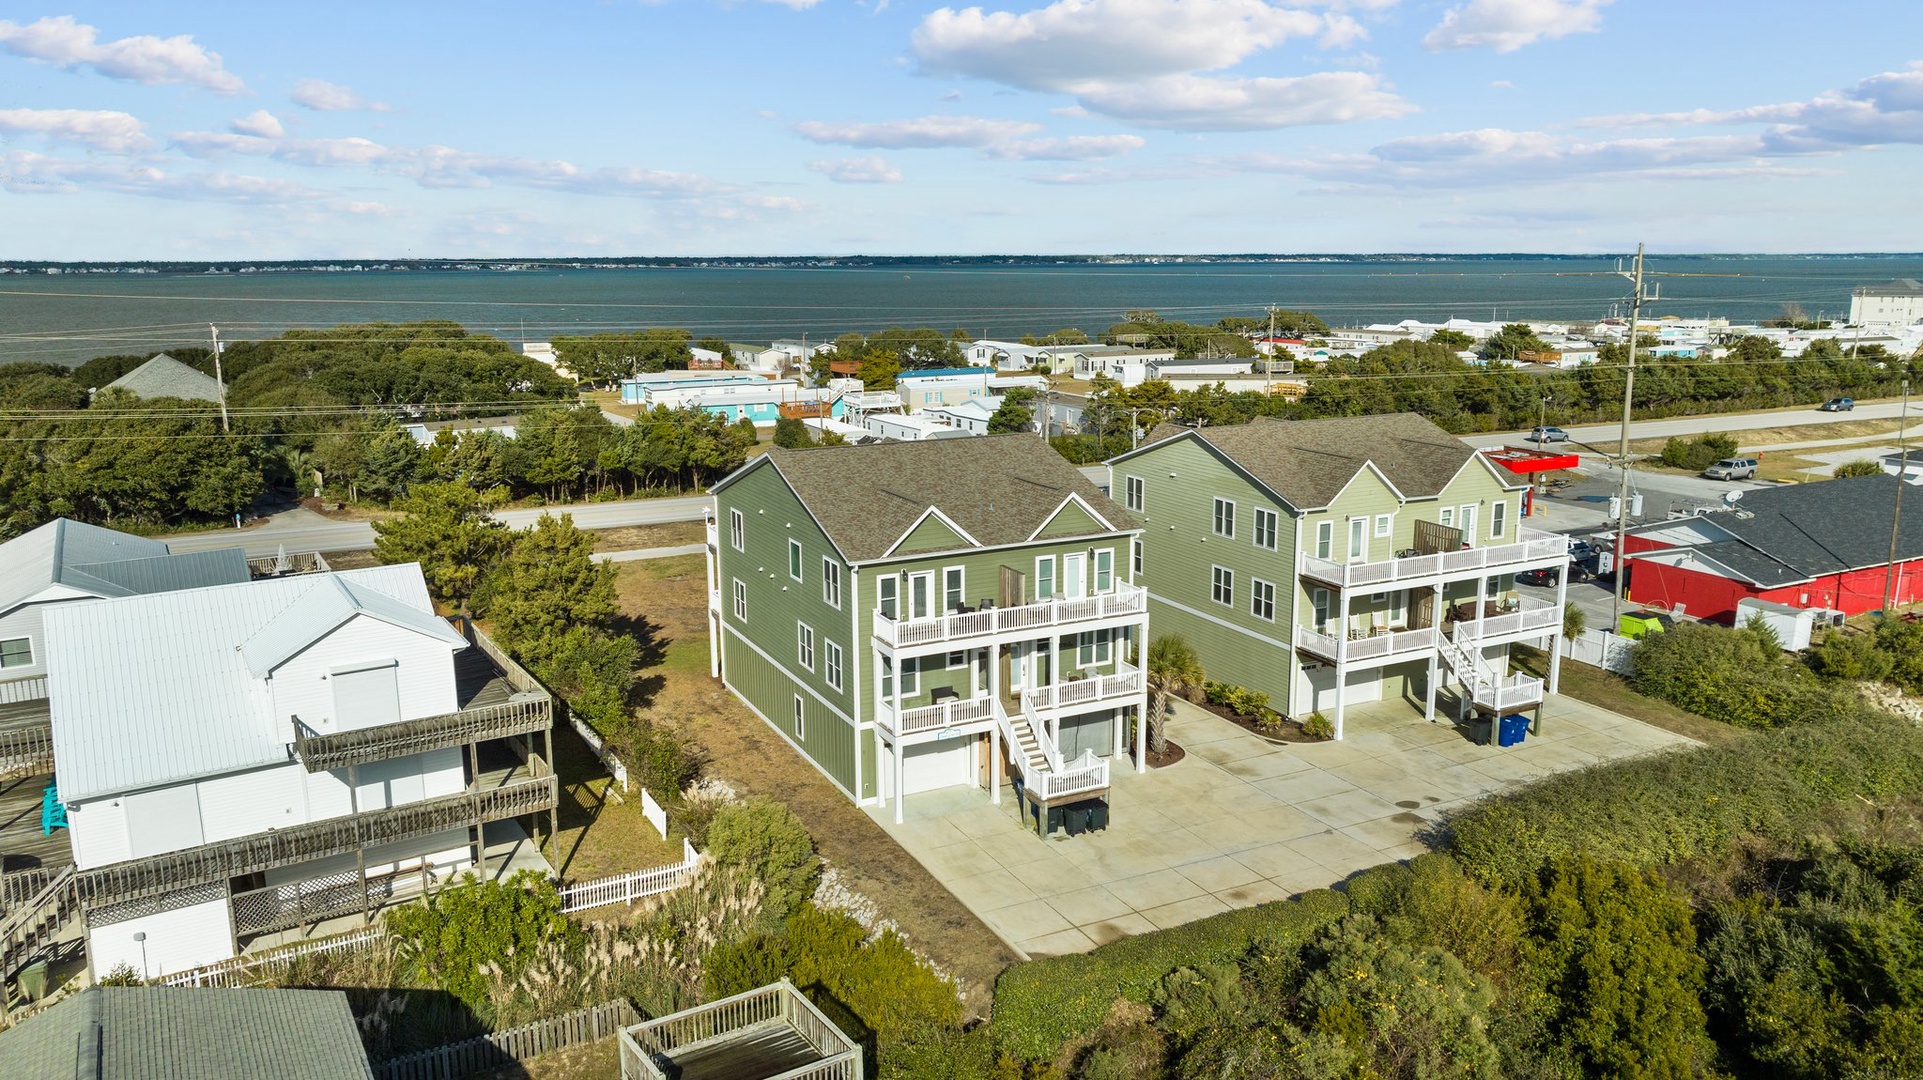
[705,436,1148,826]
[1109,414,1569,737]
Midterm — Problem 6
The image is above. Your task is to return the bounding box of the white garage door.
[1302,665,1384,714]
[901,738,973,795]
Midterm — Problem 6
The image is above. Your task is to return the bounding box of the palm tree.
[1146,634,1204,756]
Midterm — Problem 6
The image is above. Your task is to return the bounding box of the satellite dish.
[1723,490,1743,506]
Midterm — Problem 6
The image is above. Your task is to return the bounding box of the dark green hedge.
[991,888,1349,1060]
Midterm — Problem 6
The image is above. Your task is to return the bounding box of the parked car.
[1702,457,1759,480]
[1529,425,1570,443]
[1518,566,1561,587]
[1819,397,1855,412]
[1566,538,1597,560]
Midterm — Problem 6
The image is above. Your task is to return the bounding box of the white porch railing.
[1021,695,1066,772]
[876,694,996,737]
[0,674,48,705]
[1299,527,1566,590]
[1456,594,1561,640]
[1298,625,1440,663]
[1030,749,1109,801]
[1021,663,1143,713]
[558,839,700,912]
[1442,623,1544,713]
[873,581,1148,649]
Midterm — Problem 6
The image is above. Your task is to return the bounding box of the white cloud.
[794,114,1041,148]
[986,134,1146,160]
[229,110,284,138]
[910,0,1406,130]
[808,156,904,183]
[1422,0,1609,53]
[289,78,392,113]
[1584,64,1923,153]
[0,108,152,154]
[0,16,245,93]
[1,150,321,202]
[763,0,826,8]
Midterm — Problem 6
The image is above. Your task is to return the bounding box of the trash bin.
[1497,713,1529,748]
[1087,801,1110,832]
[1063,806,1089,837]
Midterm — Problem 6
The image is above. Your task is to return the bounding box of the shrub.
[385,870,576,1010]
[1151,963,1249,1045]
[96,963,143,986]
[1447,715,1923,886]
[1520,856,1714,1079]
[1345,854,1528,993]
[1295,916,1501,1080]
[992,889,1349,1060]
[1659,432,1739,471]
[1835,458,1884,478]
[1628,621,1864,728]
[705,797,821,923]
[631,721,702,804]
[1810,630,1895,682]
[1873,616,1923,692]
[1302,711,1335,740]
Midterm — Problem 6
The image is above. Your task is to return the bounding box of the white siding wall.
[68,796,132,869]
[263,826,472,886]
[0,603,48,681]
[266,615,459,734]
[197,764,307,843]
[89,896,233,978]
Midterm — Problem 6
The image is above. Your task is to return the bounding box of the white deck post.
[990,723,1001,804]
[1134,697,1146,773]
[1334,591,1350,741]
[1548,559,1569,695]
[893,657,906,825]
[1425,651,1438,723]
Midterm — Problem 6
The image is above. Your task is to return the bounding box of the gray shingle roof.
[1126,413,1485,510]
[1686,475,1923,582]
[1856,278,1923,296]
[0,986,373,1080]
[733,435,1137,562]
[103,353,225,402]
[1679,540,1808,588]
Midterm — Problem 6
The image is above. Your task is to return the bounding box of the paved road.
[168,495,712,557]
[1459,399,1905,452]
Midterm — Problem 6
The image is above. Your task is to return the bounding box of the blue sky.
[3,1,1920,257]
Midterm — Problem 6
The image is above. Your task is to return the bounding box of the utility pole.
[1609,245,1652,628]
[1886,379,1911,612]
[210,324,229,432]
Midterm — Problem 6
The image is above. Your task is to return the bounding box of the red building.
[1621,474,1923,624]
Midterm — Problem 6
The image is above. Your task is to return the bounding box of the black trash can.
[1063,806,1089,836]
[1087,800,1110,832]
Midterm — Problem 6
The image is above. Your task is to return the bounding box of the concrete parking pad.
[866,694,1694,957]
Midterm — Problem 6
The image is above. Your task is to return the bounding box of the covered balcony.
[1299,526,1566,591]
[872,581,1148,651]
[1019,661,1143,716]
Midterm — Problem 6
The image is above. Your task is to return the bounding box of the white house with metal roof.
[5,563,556,981]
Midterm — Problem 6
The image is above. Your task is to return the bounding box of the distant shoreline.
[6,252,1923,275]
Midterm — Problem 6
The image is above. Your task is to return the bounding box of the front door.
[1062,552,1087,599]
[908,572,934,620]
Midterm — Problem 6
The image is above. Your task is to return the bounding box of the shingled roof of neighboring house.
[1631,474,1923,585]
[1124,413,1491,510]
[103,353,225,402]
[0,986,373,1080]
[727,435,1138,562]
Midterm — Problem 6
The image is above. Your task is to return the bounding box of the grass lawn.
[1513,646,1745,746]
[480,1037,617,1080]
[590,521,704,553]
[612,555,1021,1017]
[549,719,686,885]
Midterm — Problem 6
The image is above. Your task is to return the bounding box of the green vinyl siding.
[893,514,970,555]
[721,630,857,795]
[1429,461,1524,547]
[1033,499,1106,540]
[1302,468,1401,567]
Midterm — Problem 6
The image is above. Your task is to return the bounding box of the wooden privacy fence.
[377,998,642,1080]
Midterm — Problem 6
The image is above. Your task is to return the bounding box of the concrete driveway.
[869,695,1692,957]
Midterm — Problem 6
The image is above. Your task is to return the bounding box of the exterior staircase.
[1437,624,1544,715]
[993,698,1109,806]
[1003,709,1050,780]
[0,864,78,981]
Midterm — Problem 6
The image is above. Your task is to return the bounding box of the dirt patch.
[320,550,381,571]
[1144,741,1186,768]
[612,556,1020,1017]
[590,521,704,553]
[1195,702,1326,745]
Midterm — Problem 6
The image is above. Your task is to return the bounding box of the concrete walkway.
[869,695,1692,958]
[595,543,706,564]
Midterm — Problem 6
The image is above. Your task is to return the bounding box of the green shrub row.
[990,888,1348,1059]
[1202,680,1270,719]
[1447,715,1923,885]
[1659,432,1739,471]
[1628,621,1874,729]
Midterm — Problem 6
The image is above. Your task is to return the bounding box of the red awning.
[1486,445,1581,474]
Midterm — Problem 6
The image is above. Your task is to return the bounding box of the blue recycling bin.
[1497,713,1530,748]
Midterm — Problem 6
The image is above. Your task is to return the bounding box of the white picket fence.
[570,715,631,793]
[639,788,669,839]
[162,927,387,988]
[558,839,700,913]
[1559,627,1635,675]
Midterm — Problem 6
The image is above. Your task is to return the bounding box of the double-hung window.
[825,641,844,691]
[1036,555,1057,600]
[821,559,842,608]
[0,637,29,669]
[1211,565,1234,606]
[1250,579,1276,621]
[1125,475,1145,513]
[1094,549,1113,593]
[1132,539,1143,577]
[1077,629,1113,666]
[728,508,745,551]
[880,656,894,699]
[797,623,815,671]
[1212,497,1236,538]
[900,657,919,696]
[1491,500,1507,539]
[1375,513,1392,539]
[1252,507,1278,550]
[943,567,966,613]
[1315,520,1334,560]
[788,539,804,582]
[793,695,806,740]
[732,579,747,620]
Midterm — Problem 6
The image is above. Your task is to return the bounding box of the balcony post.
[1548,562,1569,696]
[1334,592,1350,741]
[989,722,1001,805]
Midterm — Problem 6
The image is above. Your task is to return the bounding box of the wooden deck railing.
[0,721,53,779]
[72,775,557,908]
[292,696,551,772]
[620,979,862,1080]
[378,999,643,1080]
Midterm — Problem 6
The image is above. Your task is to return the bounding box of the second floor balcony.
[1300,526,1566,591]
[1294,594,1561,665]
[873,580,1148,651]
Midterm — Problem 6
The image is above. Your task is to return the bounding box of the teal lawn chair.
[41,781,66,835]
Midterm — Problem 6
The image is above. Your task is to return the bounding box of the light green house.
[705,436,1148,826]
[1108,414,1569,737]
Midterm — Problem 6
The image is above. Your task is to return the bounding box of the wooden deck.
[0,770,71,874]
[454,646,515,711]
[658,1020,827,1080]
